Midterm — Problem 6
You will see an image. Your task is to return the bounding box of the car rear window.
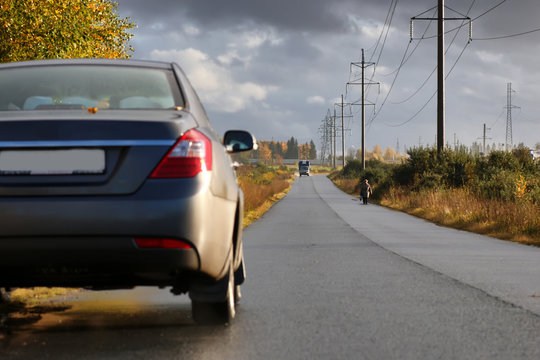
[0,65,184,111]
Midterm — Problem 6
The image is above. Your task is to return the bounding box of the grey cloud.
[114,0,540,150]
[117,0,398,33]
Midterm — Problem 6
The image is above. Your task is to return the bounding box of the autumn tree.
[298,143,310,160]
[0,0,135,63]
[258,143,272,164]
[383,147,396,161]
[372,145,383,161]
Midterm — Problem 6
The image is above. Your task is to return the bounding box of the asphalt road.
[3,174,540,359]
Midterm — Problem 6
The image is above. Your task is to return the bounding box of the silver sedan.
[0,59,256,324]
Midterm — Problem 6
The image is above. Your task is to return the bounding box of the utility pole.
[505,83,519,151]
[327,110,332,165]
[437,0,445,153]
[333,108,337,168]
[361,50,366,169]
[347,49,377,169]
[333,99,354,168]
[411,1,471,154]
[341,94,345,168]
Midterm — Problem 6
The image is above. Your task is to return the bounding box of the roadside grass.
[309,166,333,174]
[237,163,295,227]
[0,287,77,320]
[331,176,540,246]
[331,178,359,196]
[379,186,540,245]
[9,287,76,305]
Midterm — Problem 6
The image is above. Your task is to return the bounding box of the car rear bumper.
[0,177,237,286]
[0,236,199,288]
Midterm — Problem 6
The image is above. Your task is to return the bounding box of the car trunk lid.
[0,111,196,196]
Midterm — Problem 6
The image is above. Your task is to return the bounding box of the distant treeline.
[234,137,317,164]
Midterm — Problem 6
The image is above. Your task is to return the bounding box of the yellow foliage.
[515,174,529,201]
[0,0,136,63]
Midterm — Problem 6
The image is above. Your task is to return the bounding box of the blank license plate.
[0,149,105,175]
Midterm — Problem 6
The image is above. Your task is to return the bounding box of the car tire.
[234,285,242,304]
[233,258,245,304]
[0,287,11,303]
[192,261,236,325]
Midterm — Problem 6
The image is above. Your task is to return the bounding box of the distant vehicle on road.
[0,58,257,324]
[299,160,310,176]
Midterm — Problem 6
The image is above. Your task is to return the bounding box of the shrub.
[340,159,364,179]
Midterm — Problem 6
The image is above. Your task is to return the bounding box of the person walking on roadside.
[360,179,372,205]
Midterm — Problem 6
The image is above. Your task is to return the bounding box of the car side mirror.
[223,130,258,153]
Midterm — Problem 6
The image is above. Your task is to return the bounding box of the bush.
[340,159,364,179]
[333,146,540,206]
[413,172,443,191]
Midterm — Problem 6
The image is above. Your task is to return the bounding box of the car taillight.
[150,129,212,178]
[135,238,192,249]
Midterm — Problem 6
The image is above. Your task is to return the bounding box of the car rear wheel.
[192,261,236,325]
[0,287,11,303]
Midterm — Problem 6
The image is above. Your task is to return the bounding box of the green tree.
[0,0,135,63]
[309,139,317,159]
[285,137,298,159]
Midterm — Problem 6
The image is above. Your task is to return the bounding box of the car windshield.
[0,65,184,111]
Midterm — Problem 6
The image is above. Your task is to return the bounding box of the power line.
[473,27,540,40]
[385,40,470,128]
[470,0,506,21]
[380,8,437,77]
[361,0,399,100]
[350,0,398,83]
[368,0,475,126]
[420,0,507,40]
[390,0,476,105]
[368,0,399,64]
[367,41,412,126]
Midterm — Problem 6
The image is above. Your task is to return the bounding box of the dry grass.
[380,187,540,245]
[239,167,294,227]
[332,178,359,196]
[0,287,77,315]
[242,177,291,213]
[310,166,333,174]
[242,184,291,227]
[9,287,76,304]
[330,177,540,246]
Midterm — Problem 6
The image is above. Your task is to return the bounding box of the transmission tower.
[505,83,519,151]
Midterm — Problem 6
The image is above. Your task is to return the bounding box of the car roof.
[0,58,174,70]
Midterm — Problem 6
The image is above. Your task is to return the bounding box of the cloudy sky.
[115,0,540,155]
